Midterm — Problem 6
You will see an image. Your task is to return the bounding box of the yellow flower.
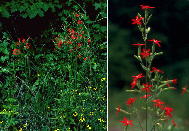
[79,117,85,122]
[100,110,104,112]
[98,118,105,123]
[87,125,92,130]
[73,112,78,117]
[89,112,94,116]
[67,128,71,131]
[19,128,23,131]
[87,86,92,89]
[23,123,28,128]
[54,129,60,131]
[93,88,97,91]
[101,78,106,82]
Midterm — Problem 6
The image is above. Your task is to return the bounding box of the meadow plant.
[115,5,184,131]
[0,0,106,130]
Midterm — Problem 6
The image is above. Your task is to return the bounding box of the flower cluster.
[52,12,91,61]
[12,38,31,55]
[116,4,181,129]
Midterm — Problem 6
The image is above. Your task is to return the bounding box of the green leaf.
[1,8,10,18]
[2,49,9,55]
[5,98,17,103]
[1,56,9,62]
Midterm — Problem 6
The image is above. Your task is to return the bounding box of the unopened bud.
[146,27,151,33]
[156,123,162,127]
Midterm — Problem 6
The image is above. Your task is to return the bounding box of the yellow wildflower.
[23,123,28,128]
[67,128,71,131]
[87,86,92,89]
[73,112,78,117]
[93,88,97,91]
[87,125,92,130]
[79,117,85,122]
[101,78,106,82]
[98,118,105,122]
[89,112,94,116]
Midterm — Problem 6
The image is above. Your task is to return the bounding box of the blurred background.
[109,0,189,130]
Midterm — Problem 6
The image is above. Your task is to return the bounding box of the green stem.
[144,9,148,131]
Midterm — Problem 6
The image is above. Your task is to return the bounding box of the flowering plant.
[116,5,183,130]
[0,0,106,130]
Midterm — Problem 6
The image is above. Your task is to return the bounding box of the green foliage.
[0,0,62,18]
[0,0,106,130]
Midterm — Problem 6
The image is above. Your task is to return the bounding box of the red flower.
[148,39,161,47]
[152,99,165,108]
[140,94,152,99]
[77,43,82,47]
[71,35,78,40]
[140,49,151,58]
[78,34,83,37]
[12,49,21,55]
[16,42,21,46]
[83,57,87,61]
[171,120,176,127]
[67,41,72,44]
[181,87,187,95]
[131,73,144,88]
[88,39,91,43]
[116,105,121,116]
[68,28,75,34]
[24,43,31,49]
[75,14,80,17]
[143,83,152,88]
[22,38,26,43]
[57,41,63,48]
[131,80,137,89]
[132,43,146,46]
[132,73,144,80]
[141,87,151,92]
[163,107,173,117]
[131,16,144,25]
[126,98,136,107]
[150,67,164,74]
[166,82,171,87]
[77,20,83,24]
[171,79,177,84]
[119,117,133,126]
[141,83,152,92]
[140,5,155,10]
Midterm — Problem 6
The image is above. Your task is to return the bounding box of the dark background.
[109,0,189,130]
[109,0,189,89]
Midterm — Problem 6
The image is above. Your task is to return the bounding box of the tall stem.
[144,9,148,131]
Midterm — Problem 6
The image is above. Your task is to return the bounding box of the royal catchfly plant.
[115,4,185,131]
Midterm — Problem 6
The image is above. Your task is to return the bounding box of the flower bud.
[146,27,151,33]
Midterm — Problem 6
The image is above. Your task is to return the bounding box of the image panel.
[109,0,189,131]
[0,0,107,130]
